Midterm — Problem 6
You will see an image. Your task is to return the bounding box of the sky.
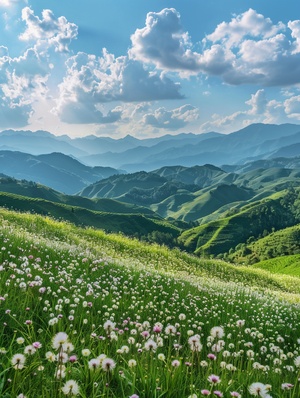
[1,0,300,138]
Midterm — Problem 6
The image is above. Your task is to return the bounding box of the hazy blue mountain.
[1,124,300,172]
[0,130,87,157]
[67,134,142,155]
[0,151,120,194]
[78,132,221,167]
[267,143,300,159]
[222,156,300,173]
[80,123,300,171]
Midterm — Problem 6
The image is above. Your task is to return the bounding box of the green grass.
[179,189,300,256]
[229,223,300,265]
[0,207,300,397]
[0,176,156,216]
[0,191,180,239]
[253,255,300,277]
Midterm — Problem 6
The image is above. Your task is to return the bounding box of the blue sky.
[0,0,300,138]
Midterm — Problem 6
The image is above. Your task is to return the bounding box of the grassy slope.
[230,223,300,264]
[151,184,253,222]
[0,177,155,216]
[0,191,180,238]
[1,207,299,302]
[253,254,300,277]
[0,208,300,397]
[179,190,297,255]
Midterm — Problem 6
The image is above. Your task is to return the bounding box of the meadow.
[0,208,300,397]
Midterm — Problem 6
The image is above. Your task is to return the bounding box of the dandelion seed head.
[11,353,26,370]
[102,357,116,372]
[52,332,68,349]
[248,382,268,396]
[61,379,80,396]
[128,359,137,368]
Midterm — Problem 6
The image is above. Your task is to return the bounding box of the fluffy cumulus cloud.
[0,6,79,128]
[245,89,267,115]
[289,20,300,54]
[2,4,300,133]
[19,7,78,52]
[130,8,201,73]
[284,96,300,119]
[0,46,51,128]
[142,104,199,130]
[206,8,284,47]
[201,10,300,85]
[54,50,183,124]
[130,7,300,87]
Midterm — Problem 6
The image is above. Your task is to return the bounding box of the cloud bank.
[54,50,183,124]
[130,8,300,86]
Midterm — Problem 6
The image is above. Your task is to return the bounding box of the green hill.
[179,188,300,256]
[79,164,300,223]
[253,255,300,277]
[0,175,155,216]
[0,191,180,240]
[229,223,300,264]
[79,171,167,198]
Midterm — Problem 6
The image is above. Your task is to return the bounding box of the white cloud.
[200,89,270,132]
[284,95,300,119]
[0,47,51,127]
[129,8,201,73]
[206,8,284,48]
[54,50,183,124]
[288,20,300,54]
[19,7,78,52]
[245,89,267,115]
[200,89,300,132]
[201,10,300,86]
[142,104,199,130]
[129,7,300,87]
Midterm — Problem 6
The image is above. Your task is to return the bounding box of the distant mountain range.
[0,151,120,194]
[1,123,300,172]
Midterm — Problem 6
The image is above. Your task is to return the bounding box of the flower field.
[0,208,300,397]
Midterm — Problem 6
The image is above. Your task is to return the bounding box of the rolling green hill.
[253,255,300,277]
[179,188,300,256]
[0,175,155,217]
[3,163,300,265]
[0,191,181,240]
[79,163,300,224]
[229,223,300,264]
[152,184,253,222]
